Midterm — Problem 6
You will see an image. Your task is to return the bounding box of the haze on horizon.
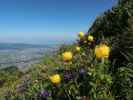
[0,0,117,44]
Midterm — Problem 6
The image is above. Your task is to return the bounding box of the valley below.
[0,43,57,70]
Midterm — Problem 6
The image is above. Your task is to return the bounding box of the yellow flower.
[62,51,73,61]
[50,74,61,84]
[33,80,39,84]
[88,35,94,42]
[95,44,110,59]
[76,46,80,52]
[78,32,84,38]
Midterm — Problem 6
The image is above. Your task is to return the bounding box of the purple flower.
[40,90,51,99]
[64,70,73,81]
[79,68,86,75]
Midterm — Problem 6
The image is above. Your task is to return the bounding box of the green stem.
[101,58,105,64]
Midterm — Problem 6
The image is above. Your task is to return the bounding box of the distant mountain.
[0,43,54,50]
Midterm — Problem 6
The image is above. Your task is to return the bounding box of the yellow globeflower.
[76,46,80,52]
[62,51,73,61]
[88,35,94,42]
[95,44,110,59]
[50,74,61,84]
[78,32,84,38]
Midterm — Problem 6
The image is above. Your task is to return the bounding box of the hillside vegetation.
[0,0,133,100]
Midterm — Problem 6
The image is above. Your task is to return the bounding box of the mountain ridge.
[0,43,54,50]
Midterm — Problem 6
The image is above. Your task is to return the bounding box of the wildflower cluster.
[8,32,112,100]
[34,32,111,100]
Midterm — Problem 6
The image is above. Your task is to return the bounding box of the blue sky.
[0,0,117,44]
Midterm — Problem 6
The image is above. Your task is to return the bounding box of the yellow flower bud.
[62,51,73,61]
[76,46,80,52]
[78,32,84,38]
[33,80,39,84]
[95,44,110,59]
[50,74,61,84]
[88,35,94,42]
